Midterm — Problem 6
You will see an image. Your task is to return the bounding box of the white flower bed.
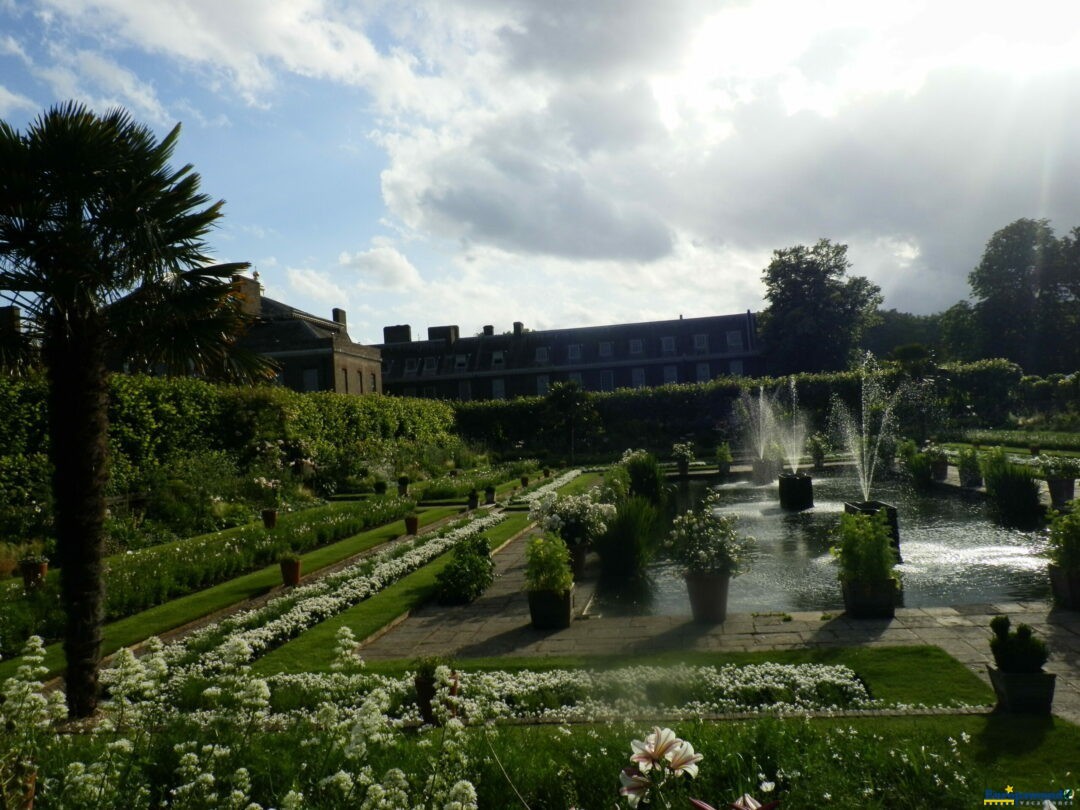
[512,469,582,506]
[161,511,507,676]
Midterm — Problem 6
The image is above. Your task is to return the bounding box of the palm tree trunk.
[44,311,109,718]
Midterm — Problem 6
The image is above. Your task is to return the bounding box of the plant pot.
[751,459,774,485]
[19,560,47,591]
[484,487,497,505]
[520,475,530,487]
[717,461,731,478]
[677,459,689,478]
[844,500,901,560]
[543,468,551,478]
[1049,564,1080,610]
[414,670,460,726]
[841,578,898,619]
[987,665,1056,714]
[684,572,731,623]
[405,515,420,535]
[959,472,983,489]
[261,508,278,529]
[1046,477,1076,511]
[930,459,949,481]
[1029,446,1041,456]
[467,493,480,510]
[279,558,301,587]
[398,483,409,497]
[528,586,573,629]
[778,472,814,511]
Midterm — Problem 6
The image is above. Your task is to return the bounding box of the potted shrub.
[405,512,420,535]
[807,433,828,472]
[278,551,302,586]
[1047,506,1080,609]
[672,441,695,478]
[667,491,754,623]
[525,532,574,629]
[467,488,480,510]
[373,479,388,496]
[982,448,1042,527]
[715,442,733,478]
[256,475,282,528]
[520,474,530,488]
[925,443,949,482]
[832,511,900,619]
[1038,455,1079,511]
[957,447,983,488]
[530,493,616,579]
[987,615,1054,713]
[484,484,497,505]
[397,475,410,497]
[18,553,48,591]
[435,533,494,605]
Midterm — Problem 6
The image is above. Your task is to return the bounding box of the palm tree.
[0,102,273,717]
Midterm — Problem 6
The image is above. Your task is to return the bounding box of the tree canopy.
[759,239,882,375]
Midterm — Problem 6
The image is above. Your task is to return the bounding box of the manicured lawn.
[0,506,461,680]
[555,470,602,496]
[252,512,533,675]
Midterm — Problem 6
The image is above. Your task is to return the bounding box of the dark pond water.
[590,469,1050,616]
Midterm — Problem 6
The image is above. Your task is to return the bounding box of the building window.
[598,341,613,357]
[568,344,582,361]
[423,356,437,373]
[664,365,678,384]
[661,336,676,354]
[694,334,708,352]
[629,338,643,355]
[370,372,377,392]
[631,368,646,388]
[491,350,505,369]
[404,357,419,374]
[458,380,472,401]
[729,359,743,375]
[455,354,469,371]
[726,330,744,351]
[600,370,614,391]
[302,368,319,391]
[568,371,583,386]
[358,370,365,393]
[537,374,550,395]
[342,367,349,393]
[491,378,505,400]
[535,346,549,363]
[696,362,710,382]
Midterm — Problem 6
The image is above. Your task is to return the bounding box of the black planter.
[988,666,1056,714]
[844,500,901,561]
[959,472,983,489]
[751,459,774,485]
[467,493,480,510]
[841,579,899,619]
[528,586,573,629]
[778,473,814,511]
[484,487,497,505]
[685,572,731,623]
[930,459,949,481]
[1049,564,1080,610]
[1047,477,1076,511]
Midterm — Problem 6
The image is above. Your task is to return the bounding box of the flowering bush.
[671,442,696,464]
[1037,454,1080,479]
[667,491,754,576]
[529,493,616,548]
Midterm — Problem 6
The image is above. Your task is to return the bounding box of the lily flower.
[730,794,780,810]
[630,726,683,772]
[666,739,703,778]
[618,766,652,808]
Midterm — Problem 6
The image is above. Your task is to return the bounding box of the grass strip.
[0,507,461,681]
[253,513,533,675]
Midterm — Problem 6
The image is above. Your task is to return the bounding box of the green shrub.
[594,496,659,577]
[956,447,981,486]
[434,532,494,604]
[989,615,1048,673]
[1047,506,1080,570]
[525,533,573,593]
[831,511,898,585]
[981,448,1042,527]
[623,451,667,505]
[898,440,933,491]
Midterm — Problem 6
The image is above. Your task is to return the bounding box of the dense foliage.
[831,512,898,585]
[434,533,495,605]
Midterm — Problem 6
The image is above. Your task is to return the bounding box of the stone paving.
[360,522,1080,725]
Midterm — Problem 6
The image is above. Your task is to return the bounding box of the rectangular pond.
[589,469,1050,617]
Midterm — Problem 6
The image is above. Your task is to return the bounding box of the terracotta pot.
[684,572,731,623]
[261,508,278,529]
[988,665,1055,714]
[279,558,301,586]
[528,586,573,629]
[19,560,47,591]
[405,515,420,535]
[1049,564,1080,610]
[841,579,898,619]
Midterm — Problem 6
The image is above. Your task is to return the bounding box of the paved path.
[360,524,1080,725]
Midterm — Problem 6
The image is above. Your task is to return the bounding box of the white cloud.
[285,266,349,307]
[0,83,34,115]
[338,245,423,291]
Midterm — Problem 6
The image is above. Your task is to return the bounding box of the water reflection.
[592,469,1049,617]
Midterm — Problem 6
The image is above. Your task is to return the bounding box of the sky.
[3,0,1080,344]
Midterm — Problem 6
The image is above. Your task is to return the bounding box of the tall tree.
[968,218,1058,372]
[0,102,272,717]
[937,300,980,362]
[759,239,882,375]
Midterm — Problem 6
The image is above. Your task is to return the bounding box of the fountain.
[737,387,778,485]
[777,377,813,511]
[831,354,905,553]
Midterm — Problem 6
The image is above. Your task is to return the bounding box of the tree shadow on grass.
[972,713,1056,765]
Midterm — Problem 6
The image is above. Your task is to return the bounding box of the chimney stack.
[482,325,494,336]
[383,324,412,344]
[231,274,262,317]
[513,321,524,336]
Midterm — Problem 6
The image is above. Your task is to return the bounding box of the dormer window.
[423,357,437,373]
[535,346,549,363]
[629,338,643,354]
[693,334,708,352]
[404,358,419,374]
[568,344,582,361]
[598,341,613,358]
[491,350,505,369]
[454,354,469,371]
[661,336,676,354]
